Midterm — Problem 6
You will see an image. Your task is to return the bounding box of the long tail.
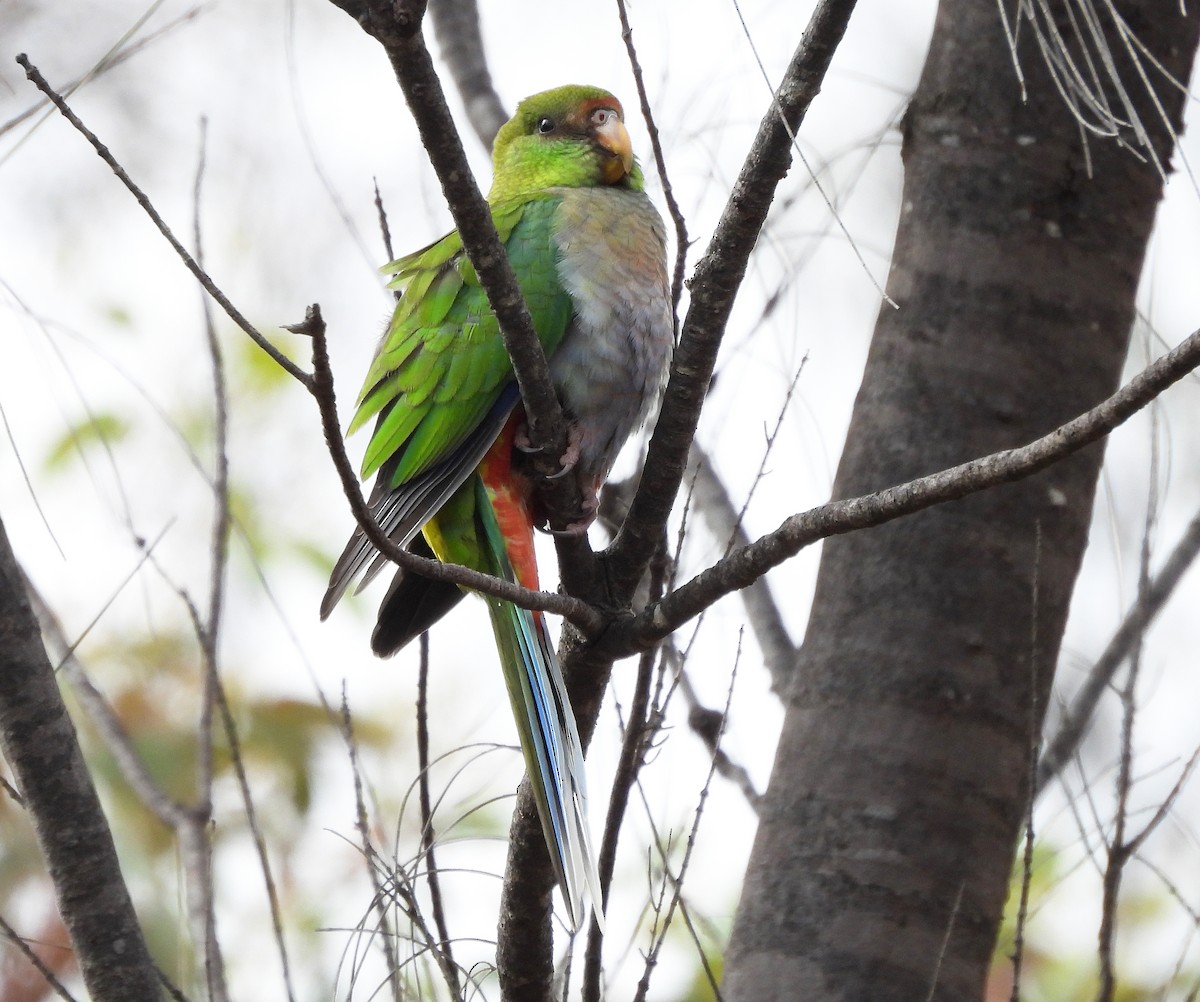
[475,478,602,931]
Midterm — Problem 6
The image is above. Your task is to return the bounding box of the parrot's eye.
[536,117,556,134]
[590,108,616,127]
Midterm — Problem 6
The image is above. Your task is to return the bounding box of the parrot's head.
[489,84,644,201]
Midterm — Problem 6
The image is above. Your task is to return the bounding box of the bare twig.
[1096,655,1139,1000]
[16,55,309,385]
[582,536,669,1002]
[36,533,248,1002]
[632,632,743,1002]
[209,661,293,1002]
[373,177,397,264]
[1128,745,1200,861]
[608,0,861,595]
[730,0,895,309]
[190,117,234,1002]
[926,884,966,1002]
[416,633,460,999]
[0,912,78,1002]
[1010,524,1045,1002]
[427,0,507,148]
[339,691,403,1002]
[672,649,761,809]
[1037,502,1200,794]
[1098,423,1159,1002]
[615,0,690,315]
[0,388,64,560]
[685,444,796,689]
[24,573,192,829]
[0,5,206,144]
[1,772,24,807]
[628,322,1200,654]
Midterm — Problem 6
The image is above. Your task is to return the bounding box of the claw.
[548,482,600,537]
[547,436,581,479]
[515,422,583,478]
[514,422,538,454]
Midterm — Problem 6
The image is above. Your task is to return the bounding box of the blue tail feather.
[477,482,602,931]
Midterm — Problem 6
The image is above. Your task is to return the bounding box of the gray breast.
[548,186,673,485]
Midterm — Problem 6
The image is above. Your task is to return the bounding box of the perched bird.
[321,84,673,927]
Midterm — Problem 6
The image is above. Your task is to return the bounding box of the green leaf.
[42,412,131,472]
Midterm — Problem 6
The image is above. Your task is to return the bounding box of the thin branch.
[156,570,288,1002]
[632,632,743,1002]
[167,590,228,1002]
[583,651,656,1002]
[626,322,1200,654]
[16,55,309,385]
[339,691,403,1001]
[607,0,861,595]
[926,884,966,1002]
[1098,419,1159,1002]
[1,772,24,807]
[1037,501,1200,794]
[190,118,234,1002]
[23,573,193,829]
[615,0,690,315]
[0,4,205,145]
[0,387,64,561]
[1096,646,1139,1002]
[195,120,231,657]
[373,177,397,264]
[685,444,796,689]
[209,657,292,1002]
[730,0,895,309]
[1010,523,1044,1002]
[1127,743,1200,859]
[672,648,761,809]
[416,633,459,999]
[0,912,78,1002]
[427,0,507,148]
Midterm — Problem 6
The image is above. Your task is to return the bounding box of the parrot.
[320,84,674,929]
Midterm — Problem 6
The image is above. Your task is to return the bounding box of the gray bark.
[723,3,1200,1000]
[0,518,162,1001]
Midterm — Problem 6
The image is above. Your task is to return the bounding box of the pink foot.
[515,422,582,478]
[549,481,600,537]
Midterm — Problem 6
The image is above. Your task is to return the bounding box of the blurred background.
[2,1,1199,998]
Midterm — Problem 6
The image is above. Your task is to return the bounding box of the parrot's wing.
[321,197,573,616]
[350,197,572,484]
[320,384,518,617]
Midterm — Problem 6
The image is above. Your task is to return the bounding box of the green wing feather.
[349,196,574,485]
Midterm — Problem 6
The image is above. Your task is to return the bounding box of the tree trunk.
[722,4,1199,1000]
[0,518,163,1002]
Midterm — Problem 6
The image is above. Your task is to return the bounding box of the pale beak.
[595,115,634,184]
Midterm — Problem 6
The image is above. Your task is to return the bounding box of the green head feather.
[489,84,645,202]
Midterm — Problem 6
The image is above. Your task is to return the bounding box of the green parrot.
[321,84,673,928]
